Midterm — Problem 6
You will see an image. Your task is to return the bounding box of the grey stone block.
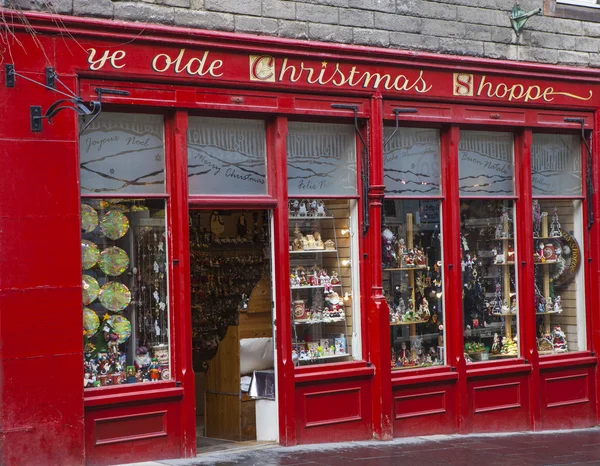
[389,31,440,51]
[456,5,507,27]
[464,24,492,41]
[278,19,308,39]
[73,0,113,17]
[558,50,589,66]
[190,0,204,9]
[583,21,600,38]
[294,0,348,7]
[174,8,234,30]
[235,15,278,34]
[529,16,582,36]
[490,26,514,44]
[421,18,466,38]
[483,42,518,60]
[589,52,600,67]
[397,0,457,20]
[373,12,422,33]
[353,28,389,47]
[347,0,394,13]
[439,37,484,56]
[142,0,190,7]
[308,23,352,43]
[114,2,175,24]
[296,3,339,24]
[205,0,261,16]
[339,8,373,28]
[8,0,72,13]
[517,46,558,64]
[263,0,295,20]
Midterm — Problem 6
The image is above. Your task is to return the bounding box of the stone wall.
[4,0,600,67]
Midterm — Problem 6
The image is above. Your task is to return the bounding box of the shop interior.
[189,209,277,450]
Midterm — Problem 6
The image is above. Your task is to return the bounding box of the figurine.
[316,201,326,217]
[419,297,430,319]
[382,228,397,266]
[298,202,308,217]
[134,346,151,370]
[554,296,563,313]
[309,199,318,216]
[551,326,568,352]
[148,358,161,381]
[319,270,332,294]
[330,271,340,285]
[491,333,501,354]
[210,210,225,237]
[289,199,300,216]
[510,297,517,315]
[237,214,247,237]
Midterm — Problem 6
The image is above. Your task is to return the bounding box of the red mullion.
[164,110,195,457]
[441,125,465,433]
[594,111,600,424]
[516,129,538,430]
[269,116,296,446]
[580,135,594,354]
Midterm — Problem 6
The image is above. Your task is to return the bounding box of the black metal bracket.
[78,87,131,135]
[5,64,14,87]
[332,103,370,236]
[30,106,42,132]
[46,67,55,89]
[30,98,101,133]
[383,107,418,148]
[565,117,594,229]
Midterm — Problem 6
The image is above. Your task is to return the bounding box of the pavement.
[123,427,600,465]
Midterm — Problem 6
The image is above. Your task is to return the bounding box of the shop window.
[532,134,586,354]
[80,113,165,194]
[459,131,519,361]
[80,114,170,388]
[287,122,360,365]
[383,128,445,370]
[187,117,267,195]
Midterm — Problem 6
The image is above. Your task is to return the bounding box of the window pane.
[187,117,267,195]
[383,200,445,369]
[287,123,357,196]
[82,199,170,387]
[461,200,519,361]
[383,128,441,196]
[289,199,360,364]
[80,113,165,194]
[533,200,586,353]
[459,131,514,196]
[532,134,582,197]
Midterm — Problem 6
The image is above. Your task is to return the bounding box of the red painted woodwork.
[2,10,600,466]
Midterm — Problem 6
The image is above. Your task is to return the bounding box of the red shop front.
[2,11,600,466]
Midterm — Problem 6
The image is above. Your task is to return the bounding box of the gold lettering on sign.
[151,49,223,77]
[249,55,275,82]
[476,75,592,102]
[453,73,474,96]
[87,48,126,71]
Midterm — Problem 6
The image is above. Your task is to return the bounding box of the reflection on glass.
[533,200,585,353]
[383,128,441,196]
[383,200,444,369]
[287,123,357,196]
[80,113,165,194]
[532,134,581,196]
[82,199,170,388]
[461,200,519,361]
[459,131,514,196]
[187,117,267,195]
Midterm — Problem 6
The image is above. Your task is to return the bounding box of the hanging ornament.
[99,247,130,276]
[83,307,100,338]
[100,210,130,240]
[81,204,99,233]
[81,240,100,270]
[82,274,100,305]
[99,282,132,312]
[549,207,562,238]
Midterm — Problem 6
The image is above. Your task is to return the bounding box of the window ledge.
[294,360,374,384]
[539,351,597,370]
[392,367,458,387]
[545,0,600,22]
[84,381,183,408]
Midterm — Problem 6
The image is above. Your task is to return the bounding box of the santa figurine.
[319,270,332,294]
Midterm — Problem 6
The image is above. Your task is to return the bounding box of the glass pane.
[382,200,445,369]
[533,200,586,354]
[383,128,441,196]
[459,131,514,196]
[80,113,165,194]
[287,123,357,196]
[187,117,267,195]
[82,199,170,387]
[289,199,359,364]
[532,134,582,196]
[461,200,519,361]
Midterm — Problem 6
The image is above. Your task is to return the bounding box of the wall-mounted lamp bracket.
[5,64,15,87]
[46,67,55,89]
[383,107,418,148]
[510,3,541,36]
[565,117,594,229]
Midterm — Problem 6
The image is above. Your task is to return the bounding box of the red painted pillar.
[367,93,393,440]
[591,112,600,424]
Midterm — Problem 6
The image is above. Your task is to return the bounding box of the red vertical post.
[368,93,393,440]
[268,116,296,445]
[591,112,600,424]
[165,111,196,457]
[442,125,466,432]
[516,130,538,430]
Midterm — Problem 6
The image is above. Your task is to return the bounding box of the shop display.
[190,210,271,371]
[82,199,170,388]
[81,204,99,233]
[383,201,444,369]
[289,199,355,365]
[461,201,518,361]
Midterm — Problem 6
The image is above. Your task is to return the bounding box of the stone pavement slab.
[121,427,600,466]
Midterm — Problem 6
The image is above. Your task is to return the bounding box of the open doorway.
[189,209,277,453]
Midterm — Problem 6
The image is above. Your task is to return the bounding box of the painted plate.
[99,247,130,276]
[81,204,99,233]
[82,274,100,305]
[99,281,131,312]
[100,210,129,240]
[83,307,100,338]
[109,315,132,344]
[81,240,100,270]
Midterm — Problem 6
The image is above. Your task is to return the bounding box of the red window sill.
[539,351,597,370]
[294,360,374,384]
[84,380,183,408]
[466,358,532,378]
[392,366,458,387]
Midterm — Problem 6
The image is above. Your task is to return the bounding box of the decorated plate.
[82,274,100,305]
[100,210,130,240]
[99,281,131,312]
[81,204,99,233]
[81,240,100,270]
[108,315,132,344]
[83,307,100,338]
[99,247,130,276]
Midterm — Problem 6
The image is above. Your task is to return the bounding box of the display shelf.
[534,236,563,240]
[291,284,342,290]
[290,249,337,254]
[294,318,346,325]
[493,261,515,266]
[298,353,347,364]
[390,319,430,326]
[534,260,558,265]
[383,266,428,272]
[536,311,562,315]
[289,216,335,220]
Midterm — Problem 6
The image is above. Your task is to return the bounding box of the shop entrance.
[189,209,277,451]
